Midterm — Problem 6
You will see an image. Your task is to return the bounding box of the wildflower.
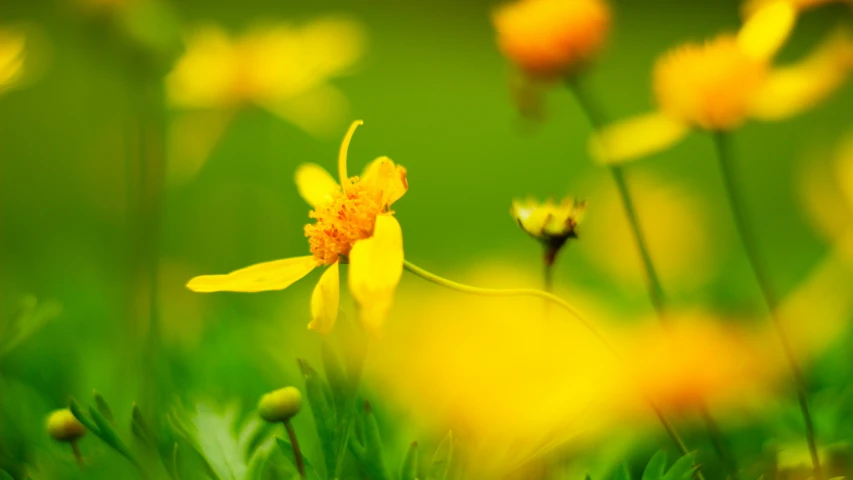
[0,27,27,95]
[167,19,363,135]
[258,387,302,423]
[511,197,585,265]
[186,121,407,334]
[46,409,87,442]
[591,1,853,163]
[493,0,610,79]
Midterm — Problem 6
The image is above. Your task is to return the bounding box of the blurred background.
[2,0,853,478]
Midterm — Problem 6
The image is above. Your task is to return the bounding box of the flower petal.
[590,112,689,164]
[187,256,316,293]
[308,262,340,334]
[750,27,853,121]
[361,156,409,207]
[348,215,404,332]
[737,0,796,61]
[339,120,363,187]
[295,162,340,208]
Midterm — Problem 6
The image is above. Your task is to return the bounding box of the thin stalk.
[543,244,557,293]
[566,79,666,317]
[403,260,615,356]
[712,132,822,479]
[71,441,84,468]
[284,419,306,479]
[567,78,724,479]
[403,259,706,480]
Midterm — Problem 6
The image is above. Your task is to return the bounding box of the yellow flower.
[46,409,87,442]
[493,0,610,79]
[591,1,853,164]
[0,27,27,95]
[166,20,363,134]
[511,198,585,263]
[186,121,408,334]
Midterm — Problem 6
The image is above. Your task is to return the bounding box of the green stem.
[403,259,706,480]
[402,260,616,356]
[712,132,822,479]
[284,419,306,479]
[700,406,741,480]
[566,78,666,317]
[567,77,712,480]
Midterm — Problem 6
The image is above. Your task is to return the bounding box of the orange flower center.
[304,178,386,266]
[653,35,768,130]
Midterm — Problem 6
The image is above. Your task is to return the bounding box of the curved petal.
[339,120,363,187]
[750,28,853,121]
[308,262,340,334]
[590,112,689,164]
[295,162,340,208]
[737,0,796,61]
[361,156,409,207]
[348,215,404,332]
[187,256,316,293]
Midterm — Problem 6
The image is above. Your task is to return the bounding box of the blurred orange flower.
[493,0,609,79]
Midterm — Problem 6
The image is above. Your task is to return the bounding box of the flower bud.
[46,409,86,442]
[258,386,302,423]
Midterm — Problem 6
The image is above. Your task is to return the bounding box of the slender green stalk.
[543,245,556,293]
[566,79,666,316]
[403,260,615,356]
[567,78,722,480]
[284,419,306,479]
[403,259,706,480]
[71,441,84,469]
[712,132,822,479]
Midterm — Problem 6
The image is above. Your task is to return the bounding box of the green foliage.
[400,441,419,480]
[426,431,453,480]
[69,396,143,472]
[0,296,61,358]
[640,451,698,480]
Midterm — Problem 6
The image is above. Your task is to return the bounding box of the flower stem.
[567,77,714,480]
[403,259,706,480]
[403,259,616,355]
[566,78,667,317]
[71,441,84,469]
[712,132,822,479]
[284,419,306,479]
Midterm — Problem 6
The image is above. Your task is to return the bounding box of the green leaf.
[641,451,698,480]
[0,296,62,356]
[358,401,390,480]
[93,390,114,424]
[426,431,453,480]
[89,401,144,470]
[69,399,100,435]
[297,358,338,478]
[663,453,698,480]
[275,436,321,480]
[612,464,631,480]
[400,441,419,480]
[131,403,156,449]
[320,340,348,417]
[0,469,14,480]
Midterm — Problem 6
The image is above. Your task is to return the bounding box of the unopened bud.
[258,387,302,423]
[46,409,86,442]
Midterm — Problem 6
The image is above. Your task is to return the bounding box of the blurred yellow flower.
[369,265,624,476]
[0,27,28,95]
[493,0,610,79]
[580,174,722,291]
[167,19,363,134]
[591,1,853,163]
[186,121,408,334]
